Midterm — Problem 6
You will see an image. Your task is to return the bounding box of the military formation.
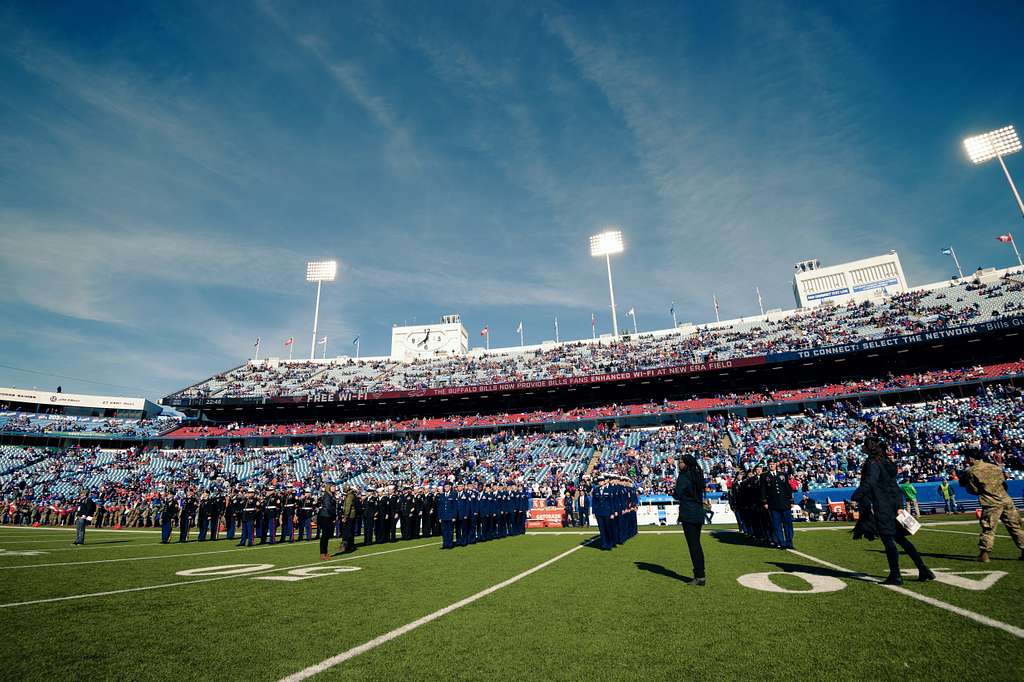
[727,461,796,549]
[436,482,531,549]
[115,483,535,554]
[591,475,638,550]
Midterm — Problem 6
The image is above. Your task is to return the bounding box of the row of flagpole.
[941,233,1022,277]
[253,334,360,362]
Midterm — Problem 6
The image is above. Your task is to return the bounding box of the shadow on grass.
[766,561,865,580]
[634,561,692,583]
[708,530,761,546]
[867,549,978,563]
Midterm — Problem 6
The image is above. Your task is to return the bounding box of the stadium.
[2,4,1024,682]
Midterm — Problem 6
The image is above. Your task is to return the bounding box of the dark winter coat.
[672,460,706,525]
[851,456,902,539]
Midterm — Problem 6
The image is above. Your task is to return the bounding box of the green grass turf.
[1,519,1021,681]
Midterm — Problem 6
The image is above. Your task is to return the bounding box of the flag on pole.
[352,336,360,345]
[627,307,635,316]
[669,302,675,315]
[516,321,523,334]
[591,313,596,329]
[317,336,326,345]
[284,337,294,346]
[254,337,261,348]
[480,326,489,336]
[940,247,953,255]
[997,234,1013,243]
[554,316,559,342]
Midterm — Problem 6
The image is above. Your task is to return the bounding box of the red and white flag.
[480,326,489,337]
[997,234,1013,243]
[284,337,294,346]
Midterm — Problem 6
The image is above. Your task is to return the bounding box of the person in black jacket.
[179,494,196,543]
[362,490,377,546]
[852,436,935,585]
[760,461,794,549]
[317,484,338,560]
[672,454,706,585]
[73,489,97,545]
[237,490,258,547]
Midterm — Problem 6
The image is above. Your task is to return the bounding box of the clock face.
[403,329,448,355]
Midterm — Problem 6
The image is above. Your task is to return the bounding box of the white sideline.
[919,527,1011,540]
[0,537,313,570]
[279,539,592,682]
[0,541,439,609]
[786,548,1024,639]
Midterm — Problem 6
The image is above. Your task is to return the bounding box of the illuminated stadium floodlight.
[306,260,337,359]
[964,125,1024,219]
[590,229,624,337]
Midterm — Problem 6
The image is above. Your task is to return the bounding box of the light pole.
[590,229,624,337]
[964,125,1024,219]
[306,260,337,360]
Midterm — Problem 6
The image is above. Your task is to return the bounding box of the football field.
[1,518,1021,681]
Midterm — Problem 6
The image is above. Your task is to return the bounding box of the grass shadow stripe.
[0,541,439,608]
[279,538,596,682]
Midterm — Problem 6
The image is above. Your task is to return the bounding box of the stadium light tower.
[590,229,624,337]
[964,125,1024,219]
[306,260,337,360]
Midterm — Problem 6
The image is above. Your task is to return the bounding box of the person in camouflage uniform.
[958,448,1024,562]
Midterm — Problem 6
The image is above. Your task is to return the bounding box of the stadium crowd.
[169,276,1023,401]
[3,386,1021,534]
[165,359,1024,440]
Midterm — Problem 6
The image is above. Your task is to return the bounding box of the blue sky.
[1,1,1022,400]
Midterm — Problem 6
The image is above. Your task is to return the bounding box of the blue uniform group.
[591,478,638,550]
[443,483,529,549]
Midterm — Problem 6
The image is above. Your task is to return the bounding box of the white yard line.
[0,537,314,570]
[786,548,1024,639]
[279,539,593,682]
[919,527,1012,540]
[0,541,440,609]
[0,540,233,554]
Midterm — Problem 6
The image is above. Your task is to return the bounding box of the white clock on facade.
[390,316,468,361]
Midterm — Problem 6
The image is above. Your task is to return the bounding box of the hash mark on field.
[0,541,439,608]
[786,548,1024,639]
[279,539,594,682]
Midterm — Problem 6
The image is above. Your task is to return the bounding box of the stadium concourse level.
[0,412,179,438]
[2,385,1022,523]
[168,275,1024,401]
[165,360,1024,440]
